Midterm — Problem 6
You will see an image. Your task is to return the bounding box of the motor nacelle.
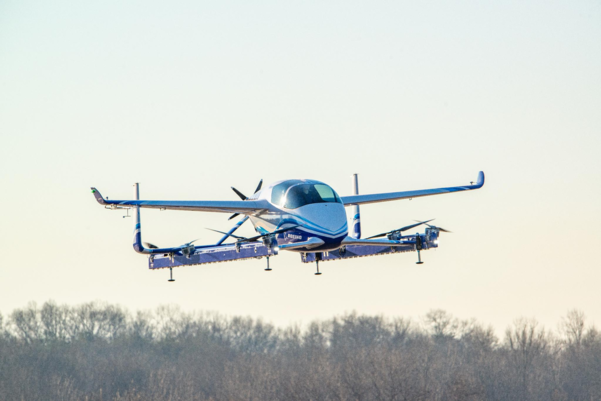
[386,231,403,241]
[425,227,440,244]
[181,244,195,259]
[261,234,278,252]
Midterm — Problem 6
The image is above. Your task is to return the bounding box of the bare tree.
[560,309,586,347]
[65,301,127,341]
[504,318,550,400]
[10,302,42,343]
[40,301,69,342]
[424,309,459,341]
[3,301,601,401]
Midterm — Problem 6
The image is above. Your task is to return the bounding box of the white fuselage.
[247,179,349,252]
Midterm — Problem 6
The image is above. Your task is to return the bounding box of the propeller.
[206,228,248,240]
[143,239,199,250]
[419,221,452,233]
[366,219,435,239]
[180,239,200,258]
[207,224,301,244]
[229,179,263,220]
[231,187,247,201]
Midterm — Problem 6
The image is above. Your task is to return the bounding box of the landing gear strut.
[416,249,423,265]
[168,267,175,282]
[265,256,272,271]
[415,233,424,265]
[315,253,322,275]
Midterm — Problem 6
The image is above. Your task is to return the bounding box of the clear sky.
[1,0,600,334]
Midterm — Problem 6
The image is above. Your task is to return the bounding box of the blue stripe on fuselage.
[248,201,348,252]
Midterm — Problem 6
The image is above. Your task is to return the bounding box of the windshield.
[271,180,341,209]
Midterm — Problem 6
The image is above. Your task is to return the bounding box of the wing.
[340,171,484,206]
[91,188,270,214]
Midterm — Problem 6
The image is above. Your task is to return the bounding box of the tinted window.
[314,184,339,203]
[271,180,302,206]
[283,183,341,209]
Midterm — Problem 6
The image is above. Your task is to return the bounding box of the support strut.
[315,252,322,275]
[265,256,272,271]
[315,260,322,275]
[168,267,175,282]
[416,233,424,264]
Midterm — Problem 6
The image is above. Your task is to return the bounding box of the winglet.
[474,171,485,188]
[91,187,108,205]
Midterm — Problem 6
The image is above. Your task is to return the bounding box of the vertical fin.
[351,174,361,239]
[132,183,146,253]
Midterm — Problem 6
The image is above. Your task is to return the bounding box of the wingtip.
[477,171,485,187]
[91,187,107,204]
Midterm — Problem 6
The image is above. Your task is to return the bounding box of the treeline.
[0,302,600,400]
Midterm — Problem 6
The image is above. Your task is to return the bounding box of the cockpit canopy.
[271,180,342,209]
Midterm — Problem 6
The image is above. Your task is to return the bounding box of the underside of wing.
[340,171,484,206]
[91,188,270,214]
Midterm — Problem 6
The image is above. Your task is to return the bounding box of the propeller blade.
[206,228,248,240]
[227,180,260,221]
[423,222,452,233]
[430,224,452,233]
[209,224,300,244]
[401,219,435,232]
[254,179,263,194]
[366,219,435,239]
[143,242,159,249]
[366,232,388,239]
[184,239,200,246]
[231,187,247,200]
[245,224,301,242]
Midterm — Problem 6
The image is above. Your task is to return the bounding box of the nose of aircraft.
[296,203,348,236]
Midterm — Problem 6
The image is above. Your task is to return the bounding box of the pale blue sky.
[1,0,600,333]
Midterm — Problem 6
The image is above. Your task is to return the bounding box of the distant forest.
[0,302,599,400]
